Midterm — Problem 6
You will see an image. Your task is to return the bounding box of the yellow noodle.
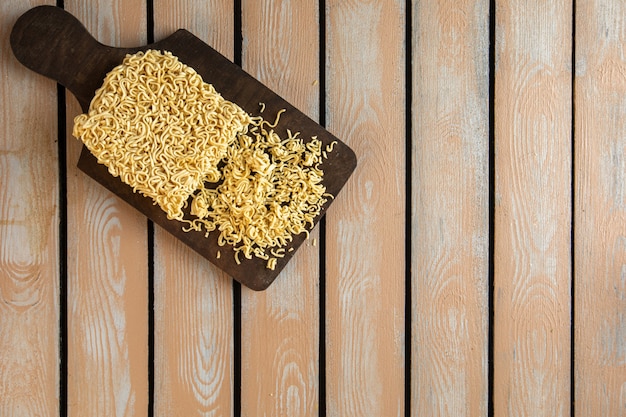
[73,49,334,269]
[267,258,277,270]
[73,50,251,221]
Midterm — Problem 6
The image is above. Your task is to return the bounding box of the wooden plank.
[325,0,406,416]
[63,1,149,416]
[151,1,235,415]
[0,1,59,415]
[493,1,572,415]
[411,0,490,415]
[575,1,626,415]
[239,1,320,416]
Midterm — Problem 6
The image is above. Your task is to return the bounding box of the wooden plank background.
[2,1,626,416]
[412,0,489,415]
[493,1,572,415]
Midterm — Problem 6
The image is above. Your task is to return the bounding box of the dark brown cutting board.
[10,5,356,291]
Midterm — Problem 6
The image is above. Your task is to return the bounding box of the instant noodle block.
[11,6,356,290]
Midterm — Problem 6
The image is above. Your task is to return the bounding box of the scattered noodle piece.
[267,258,277,270]
[73,49,334,269]
[188,108,331,263]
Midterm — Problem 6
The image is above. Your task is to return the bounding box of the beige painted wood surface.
[325,0,406,415]
[494,0,572,415]
[411,0,490,415]
[63,1,149,416]
[240,1,321,417]
[575,1,626,415]
[152,1,235,415]
[0,1,59,415]
[5,1,626,416]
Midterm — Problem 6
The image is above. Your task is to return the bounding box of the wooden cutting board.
[10,5,356,290]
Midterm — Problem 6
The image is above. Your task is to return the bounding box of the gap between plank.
[233,1,243,416]
[147,219,155,417]
[570,0,576,415]
[318,0,327,415]
[57,82,69,417]
[488,0,496,416]
[404,0,413,416]
[56,4,68,417]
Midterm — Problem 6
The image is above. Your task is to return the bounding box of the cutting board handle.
[10,5,136,110]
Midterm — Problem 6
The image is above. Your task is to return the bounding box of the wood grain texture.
[240,1,320,416]
[11,3,626,416]
[575,1,626,415]
[64,1,149,416]
[153,234,234,416]
[0,1,59,416]
[152,1,235,415]
[493,1,572,415]
[325,0,405,415]
[411,0,490,415]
